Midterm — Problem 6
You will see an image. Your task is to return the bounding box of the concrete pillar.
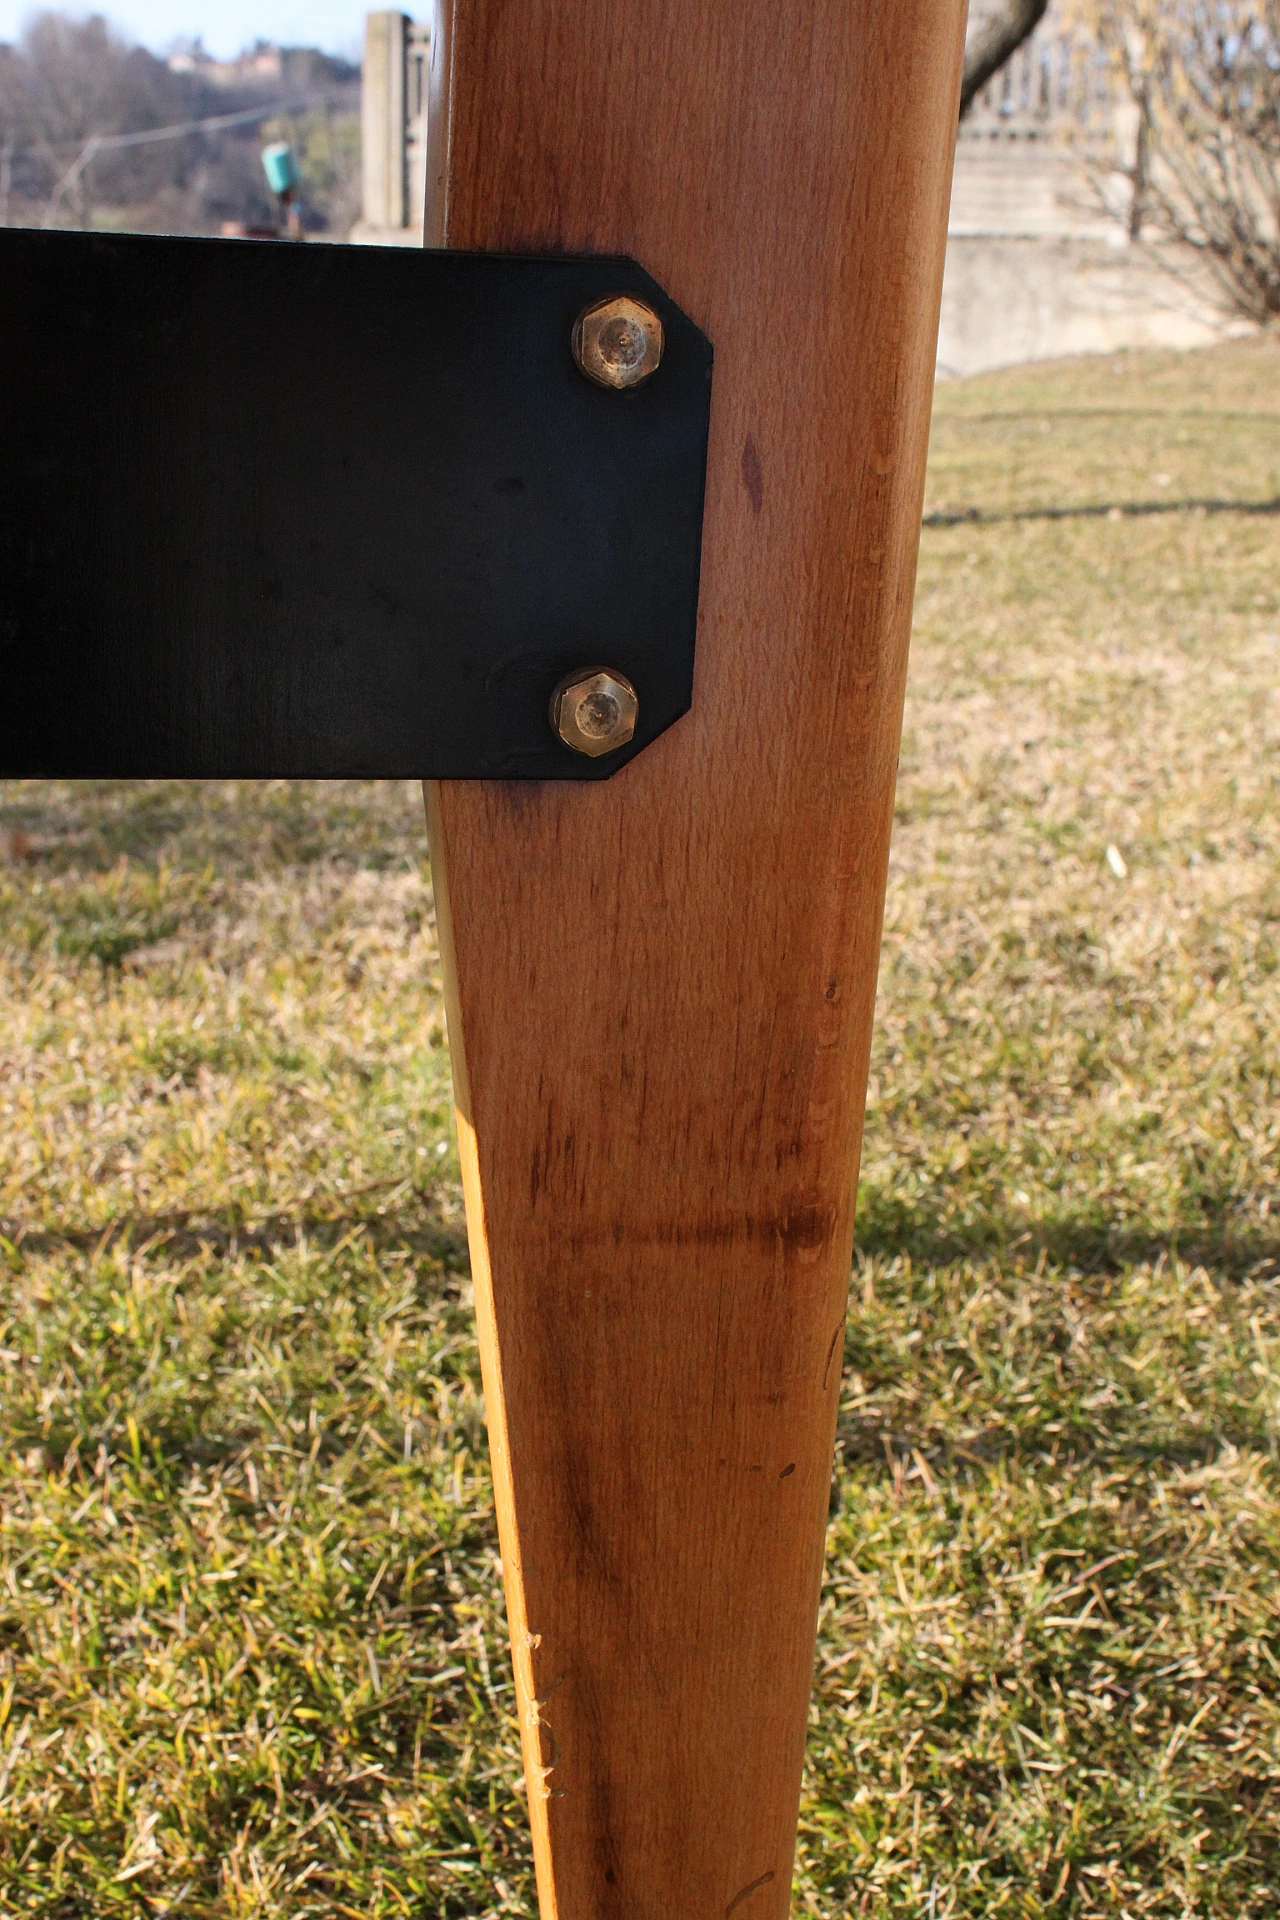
[353,12,430,244]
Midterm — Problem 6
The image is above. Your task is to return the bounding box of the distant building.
[349,12,430,246]
[166,41,283,88]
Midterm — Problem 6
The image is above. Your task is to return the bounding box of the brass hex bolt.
[571,296,664,390]
[550,668,639,757]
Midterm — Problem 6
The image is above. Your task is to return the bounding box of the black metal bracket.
[0,229,712,779]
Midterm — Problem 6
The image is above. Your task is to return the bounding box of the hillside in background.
[0,10,360,237]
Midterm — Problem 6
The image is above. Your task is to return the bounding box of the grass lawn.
[1,337,1279,1916]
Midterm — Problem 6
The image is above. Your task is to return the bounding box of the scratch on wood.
[741,434,764,515]
[822,1319,844,1390]
[726,1869,775,1917]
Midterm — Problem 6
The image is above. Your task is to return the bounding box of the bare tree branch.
[960,0,1052,118]
[1091,1,1280,329]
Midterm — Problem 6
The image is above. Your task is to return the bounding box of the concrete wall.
[938,4,1245,375]
[938,133,1243,376]
[938,230,1237,378]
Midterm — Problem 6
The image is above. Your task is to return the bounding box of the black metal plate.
[0,229,711,778]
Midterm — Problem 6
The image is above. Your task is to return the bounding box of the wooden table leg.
[424,4,965,1915]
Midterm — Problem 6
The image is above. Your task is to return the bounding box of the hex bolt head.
[550,667,639,757]
[571,296,664,390]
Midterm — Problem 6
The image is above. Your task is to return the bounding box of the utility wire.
[55,96,325,154]
[8,91,340,169]
[19,94,342,225]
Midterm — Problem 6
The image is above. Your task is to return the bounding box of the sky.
[0,0,365,59]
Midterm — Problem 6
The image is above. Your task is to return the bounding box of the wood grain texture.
[423,5,966,1916]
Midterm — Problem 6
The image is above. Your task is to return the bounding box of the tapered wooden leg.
[424,5,965,1915]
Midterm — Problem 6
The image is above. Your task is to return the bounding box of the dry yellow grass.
[799,341,1280,1918]
[1,340,1278,1915]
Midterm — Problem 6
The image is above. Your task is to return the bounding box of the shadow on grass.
[17,1188,1272,1289]
[0,1189,477,1474]
[924,494,1280,529]
[855,1188,1280,1282]
[842,1199,1280,1481]
[833,1407,1277,1485]
[0,779,425,875]
[1,1185,470,1271]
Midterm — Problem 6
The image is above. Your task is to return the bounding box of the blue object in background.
[261,142,300,197]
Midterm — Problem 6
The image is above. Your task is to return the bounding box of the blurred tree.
[0,11,359,235]
[1095,2,1280,325]
[0,14,195,224]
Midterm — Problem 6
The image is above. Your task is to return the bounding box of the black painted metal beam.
[0,229,711,779]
